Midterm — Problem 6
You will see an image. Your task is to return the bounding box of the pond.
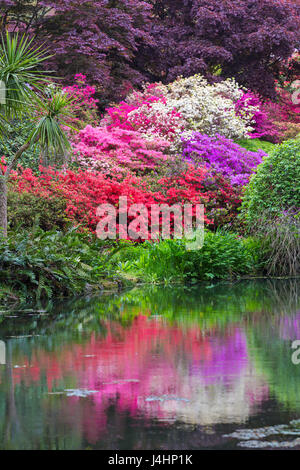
[0,280,300,450]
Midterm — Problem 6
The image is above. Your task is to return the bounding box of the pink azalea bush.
[72,125,171,174]
[63,74,99,128]
[102,84,185,148]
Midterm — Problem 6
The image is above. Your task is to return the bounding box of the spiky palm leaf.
[29,88,77,164]
[0,31,51,120]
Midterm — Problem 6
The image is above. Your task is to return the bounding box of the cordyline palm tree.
[0,32,75,236]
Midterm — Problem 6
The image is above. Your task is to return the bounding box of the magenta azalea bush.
[182,133,266,186]
[72,125,171,174]
[63,74,99,127]
[235,92,270,139]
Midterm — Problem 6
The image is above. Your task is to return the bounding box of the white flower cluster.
[154,75,256,141]
[127,101,185,152]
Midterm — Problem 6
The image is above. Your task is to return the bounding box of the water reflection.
[0,280,299,449]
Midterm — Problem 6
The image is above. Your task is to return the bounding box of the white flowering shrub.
[158,75,257,141]
[103,75,259,154]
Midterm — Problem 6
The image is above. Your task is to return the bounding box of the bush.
[0,118,40,171]
[72,125,171,174]
[63,74,99,129]
[0,228,119,300]
[182,133,265,186]
[242,138,300,276]
[8,191,69,232]
[9,164,242,233]
[242,138,300,222]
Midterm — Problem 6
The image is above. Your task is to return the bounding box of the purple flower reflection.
[189,329,248,385]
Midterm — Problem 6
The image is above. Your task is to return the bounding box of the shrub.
[258,87,300,144]
[242,138,300,223]
[152,166,243,228]
[242,138,300,276]
[63,74,99,129]
[182,133,265,186]
[0,118,40,171]
[72,125,171,174]
[7,191,69,232]
[9,165,158,233]
[9,164,241,234]
[235,91,269,139]
[0,228,119,300]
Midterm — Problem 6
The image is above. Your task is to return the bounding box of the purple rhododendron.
[182,133,266,186]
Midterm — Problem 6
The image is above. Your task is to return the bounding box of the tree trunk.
[0,177,7,237]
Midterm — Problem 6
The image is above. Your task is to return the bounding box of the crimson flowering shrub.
[8,164,242,234]
[72,125,171,174]
[255,77,300,143]
[154,166,242,228]
[260,97,300,143]
[181,133,266,186]
[9,166,157,232]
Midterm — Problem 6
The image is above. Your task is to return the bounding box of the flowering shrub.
[258,93,300,144]
[182,133,265,186]
[235,92,269,139]
[9,166,157,232]
[151,166,242,228]
[101,76,261,152]
[102,85,186,150]
[253,77,300,144]
[158,75,258,140]
[63,74,99,128]
[9,164,242,234]
[72,125,171,174]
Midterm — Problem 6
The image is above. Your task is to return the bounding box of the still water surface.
[0,280,300,450]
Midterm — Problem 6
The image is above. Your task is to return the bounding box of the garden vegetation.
[0,1,299,301]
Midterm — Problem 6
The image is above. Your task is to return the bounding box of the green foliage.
[236,138,276,155]
[249,211,300,276]
[242,137,300,222]
[0,118,40,170]
[241,138,300,276]
[114,231,258,284]
[7,191,69,231]
[0,32,49,119]
[0,228,120,300]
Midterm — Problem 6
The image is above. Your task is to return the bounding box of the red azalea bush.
[155,167,242,228]
[72,125,171,174]
[8,165,242,235]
